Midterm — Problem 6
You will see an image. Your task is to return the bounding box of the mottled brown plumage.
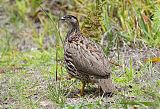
[60,15,114,96]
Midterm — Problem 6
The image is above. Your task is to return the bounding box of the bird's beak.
[60,16,65,21]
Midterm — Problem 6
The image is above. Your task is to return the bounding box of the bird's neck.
[67,25,80,37]
[66,25,80,42]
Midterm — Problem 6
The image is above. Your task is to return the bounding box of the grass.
[0,0,160,108]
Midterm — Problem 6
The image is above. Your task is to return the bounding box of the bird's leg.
[80,81,86,96]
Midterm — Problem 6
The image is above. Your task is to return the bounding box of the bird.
[60,15,114,96]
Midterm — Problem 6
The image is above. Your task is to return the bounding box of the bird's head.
[60,15,79,32]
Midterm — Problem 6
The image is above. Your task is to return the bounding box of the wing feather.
[65,36,111,78]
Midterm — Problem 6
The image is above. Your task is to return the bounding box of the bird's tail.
[98,78,114,95]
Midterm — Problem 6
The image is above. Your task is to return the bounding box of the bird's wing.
[66,36,111,78]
